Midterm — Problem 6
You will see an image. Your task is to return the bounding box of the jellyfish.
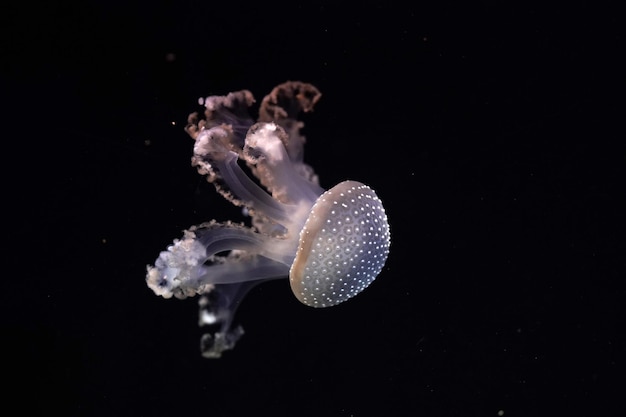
[146,81,390,357]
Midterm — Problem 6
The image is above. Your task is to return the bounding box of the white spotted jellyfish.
[146,81,390,357]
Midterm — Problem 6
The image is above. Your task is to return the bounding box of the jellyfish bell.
[290,181,390,307]
[146,81,390,357]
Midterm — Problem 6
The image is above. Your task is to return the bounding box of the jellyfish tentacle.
[192,126,291,224]
[194,221,297,266]
[199,280,259,358]
[186,89,256,146]
[195,253,290,285]
[244,122,324,205]
[252,81,324,201]
[146,222,291,300]
[258,81,322,163]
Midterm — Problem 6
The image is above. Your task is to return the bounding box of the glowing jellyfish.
[146,81,390,357]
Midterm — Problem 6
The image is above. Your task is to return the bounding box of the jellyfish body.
[146,82,390,357]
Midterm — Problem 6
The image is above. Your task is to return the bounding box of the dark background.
[2,1,624,416]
